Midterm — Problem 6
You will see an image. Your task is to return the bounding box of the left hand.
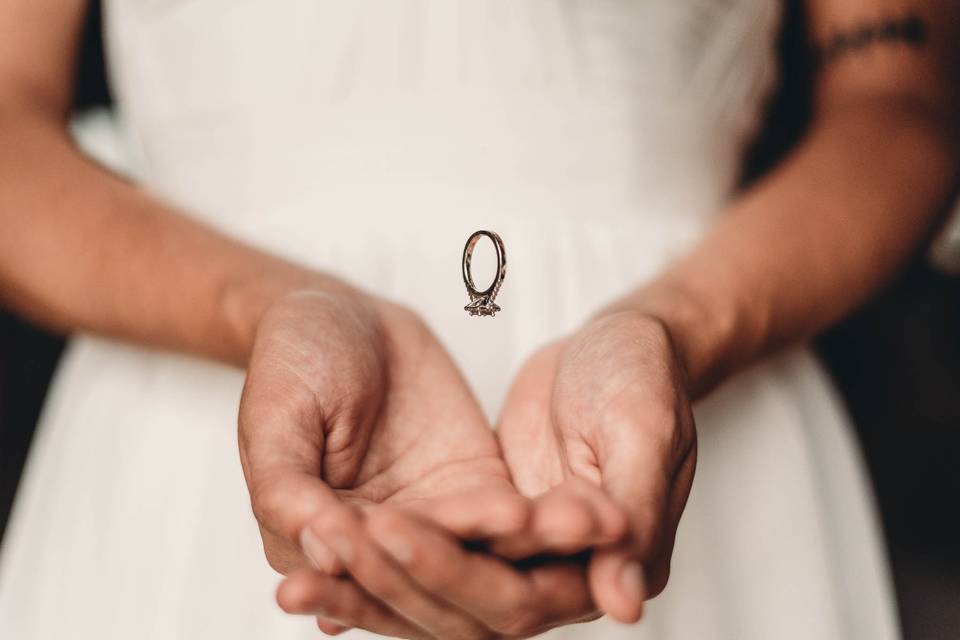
[497,309,698,622]
[240,291,528,638]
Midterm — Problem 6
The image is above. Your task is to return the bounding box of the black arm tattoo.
[815,14,927,66]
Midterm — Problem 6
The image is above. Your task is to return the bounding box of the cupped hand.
[497,309,698,622]
[239,289,519,579]
[280,482,628,639]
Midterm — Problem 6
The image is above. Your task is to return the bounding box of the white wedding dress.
[0,1,900,638]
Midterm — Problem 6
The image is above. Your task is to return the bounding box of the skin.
[0,0,957,639]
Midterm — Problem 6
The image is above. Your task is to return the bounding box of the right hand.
[238,290,519,597]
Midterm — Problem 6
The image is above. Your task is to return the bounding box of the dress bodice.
[104,0,781,240]
[0,8,902,640]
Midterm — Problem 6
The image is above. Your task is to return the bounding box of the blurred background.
[0,3,958,638]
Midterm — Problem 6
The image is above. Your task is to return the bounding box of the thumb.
[587,416,695,623]
[589,548,647,624]
[247,468,343,575]
[239,395,343,575]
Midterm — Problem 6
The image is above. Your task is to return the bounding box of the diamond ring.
[462,230,506,317]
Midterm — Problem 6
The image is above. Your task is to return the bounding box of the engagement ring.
[462,230,506,317]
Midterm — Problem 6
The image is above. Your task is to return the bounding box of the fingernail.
[619,560,646,607]
[300,528,338,573]
[326,532,354,564]
[317,619,350,636]
[375,531,414,565]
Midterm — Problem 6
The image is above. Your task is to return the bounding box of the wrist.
[595,279,755,398]
[220,266,364,366]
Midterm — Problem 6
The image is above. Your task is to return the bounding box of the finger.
[277,569,428,639]
[589,548,646,624]
[307,504,491,640]
[367,507,597,636]
[247,469,340,573]
[626,438,698,598]
[403,487,531,540]
[590,476,667,622]
[315,619,350,636]
[240,381,338,573]
[490,485,596,559]
[301,527,345,575]
[561,476,630,540]
[588,416,686,623]
[490,479,627,559]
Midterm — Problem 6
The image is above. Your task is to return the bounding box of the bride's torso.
[102,0,780,405]
[104,0,779,231]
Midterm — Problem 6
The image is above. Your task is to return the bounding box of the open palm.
[497,310,698,621]
[238,290,515,577]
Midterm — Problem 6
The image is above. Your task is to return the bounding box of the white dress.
[0,1,900,638]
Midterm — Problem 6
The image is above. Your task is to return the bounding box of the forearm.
[608,100,958,396]
[0,108,354,366]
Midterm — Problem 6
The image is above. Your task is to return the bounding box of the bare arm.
[613,0,960,395]
[0,0,349,366]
